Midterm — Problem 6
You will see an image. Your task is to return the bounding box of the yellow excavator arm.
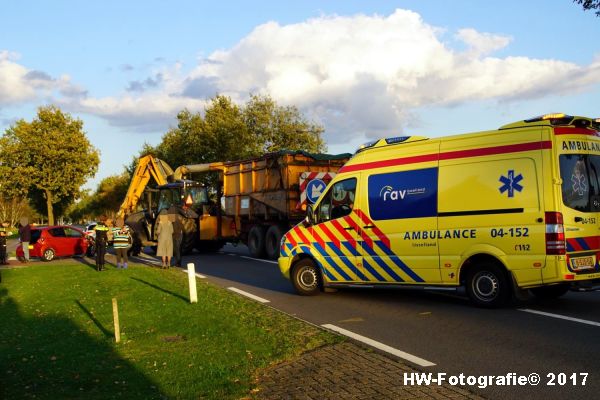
[117,155,174,218]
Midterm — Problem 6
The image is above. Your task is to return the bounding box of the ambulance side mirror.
[306,204,316,225]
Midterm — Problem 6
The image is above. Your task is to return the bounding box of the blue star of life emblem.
[499,170,523,198]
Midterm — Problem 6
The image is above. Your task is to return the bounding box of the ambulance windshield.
[559,154,600,212]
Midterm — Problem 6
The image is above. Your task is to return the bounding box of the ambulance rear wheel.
[530,284,570,299]
[291,259,321,296]
[466,263,510,307]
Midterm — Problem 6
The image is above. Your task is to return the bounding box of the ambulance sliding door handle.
[363,225,375,229]
[343,226,354,230]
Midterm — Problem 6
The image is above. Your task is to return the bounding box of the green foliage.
[68,173,130,221]
[0,106,100,224]
[28,187,74,219]
[244,94,325,154]
[574,0,600,15]
[155,94,326,171]
[89,173,130,216]
[65,190,93,223]
[125,142,158,177]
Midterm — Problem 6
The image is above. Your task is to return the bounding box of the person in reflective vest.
[112,218,130,269]
[94,216,110,271]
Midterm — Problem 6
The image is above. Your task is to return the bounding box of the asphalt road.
[174,244,600,400]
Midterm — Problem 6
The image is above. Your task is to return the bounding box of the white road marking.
[227,287,270,303]
[321,324,436,367]
[240,256,278,264]
[519,309,600,327]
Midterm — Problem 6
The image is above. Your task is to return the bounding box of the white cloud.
[0,51,79,106]
[4,9,600,142]
[178,9,600,141]
[455,28,512,56]
[68,93,206,132]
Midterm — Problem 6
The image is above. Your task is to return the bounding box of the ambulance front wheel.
[466,263,510,307]
[291,259,321,296]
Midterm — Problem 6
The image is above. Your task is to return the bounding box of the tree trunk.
[45,189,55,226]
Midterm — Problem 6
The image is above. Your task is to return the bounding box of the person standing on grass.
[94,216,110,271]
[112,218,130,269]
[0,221,10,265]
[155,213,173,269]
[18,218,31,263]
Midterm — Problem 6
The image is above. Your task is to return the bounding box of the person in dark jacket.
[169,209,183,268]
[18,218,31,263]
[94,216,110,271]
[0,221,10,265]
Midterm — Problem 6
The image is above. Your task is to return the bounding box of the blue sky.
[1,1,599,190]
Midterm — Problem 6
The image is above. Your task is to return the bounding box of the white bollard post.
[112,298,121,343]
[187,263,198,303]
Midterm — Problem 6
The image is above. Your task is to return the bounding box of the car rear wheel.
[42,248,55,262]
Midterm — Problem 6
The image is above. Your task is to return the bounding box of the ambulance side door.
[310,175,363,283]
[359,168,441,284]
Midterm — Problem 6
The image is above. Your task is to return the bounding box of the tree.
[574,0,600,15]
[88,173,130,218]
[0,195,32,227]
[0,106,100,225]
[155,94,326,171]
[243,94,325,154]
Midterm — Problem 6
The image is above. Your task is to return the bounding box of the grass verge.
[0,261,341,399]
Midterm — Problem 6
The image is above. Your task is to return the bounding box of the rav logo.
[380,185,406,201]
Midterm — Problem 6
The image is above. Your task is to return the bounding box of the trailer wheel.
[248,225,267,258]
[466,262,511,308]
[530,284,570,299]
[265,225,286,260]
[291,258,321,296]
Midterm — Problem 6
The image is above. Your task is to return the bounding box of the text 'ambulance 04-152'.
[278,113,600,307]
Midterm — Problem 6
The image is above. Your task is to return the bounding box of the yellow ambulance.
[278,114,600,306]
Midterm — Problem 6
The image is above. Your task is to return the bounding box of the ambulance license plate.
[571,256,595,271]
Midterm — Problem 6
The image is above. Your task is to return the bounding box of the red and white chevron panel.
[297,171,336,210]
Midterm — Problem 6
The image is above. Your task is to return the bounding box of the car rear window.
[30,230,42,244]
[48,228,66,237]
[65,228,83,238]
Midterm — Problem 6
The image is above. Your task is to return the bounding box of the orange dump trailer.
[220,151,351,259]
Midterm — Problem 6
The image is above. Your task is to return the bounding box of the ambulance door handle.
[363,225,375,229]
[343,227,354,231]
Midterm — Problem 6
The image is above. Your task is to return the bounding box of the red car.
[16,225,91,262]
